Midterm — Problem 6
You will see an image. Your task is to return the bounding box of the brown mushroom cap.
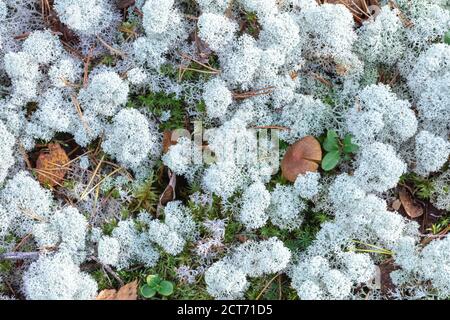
[281,136,322,182]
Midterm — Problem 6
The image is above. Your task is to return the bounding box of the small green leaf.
[323,130,339,152]
[321,150,341,171]
[158,281,174,296]
[343,143,359,154]
[342,134,359,154]
[146,274,161,287]
[445,30,450,45]
[342,134,352,145]
[327,130,339,140]
[140,285,157,298]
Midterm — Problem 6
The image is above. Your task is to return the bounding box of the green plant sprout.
[321,130,359,171]
[140,274,174,298]
[444,30,450,45]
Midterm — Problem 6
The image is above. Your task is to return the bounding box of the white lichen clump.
[294,172,321,200]
[54,0,115,35]
[0,171,53,237]
[267,184,306,230]
[238,181,271,229]
[354,143,407,193]
[78,71,129,117]
[0,122,15,185]
[102,108,156,170]
[23,252,98,300]
[205,237,291,299]
[414,131,450,176]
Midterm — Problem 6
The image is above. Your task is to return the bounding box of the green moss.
[133,92,186,131]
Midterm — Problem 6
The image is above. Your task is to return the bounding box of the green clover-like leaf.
[140,284,157,298]
[321,150,341,171]
[146,274,161,287]
[158,280,174,296]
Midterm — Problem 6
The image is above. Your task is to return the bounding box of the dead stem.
[250,125,291,131]
[17,142,32,170]
[81,155,105,200]
[19,206,46,222]
[309,72,333,87]
[179,52,220,72]
[83,46,95,88]
[33,168,66,188]
[389,0,413,28]
[90,255,124,287]
[96,36,127,58]
[71,94,92,135]
[233,86,275,99]
[81,167,123,200]
[256,273,281,300]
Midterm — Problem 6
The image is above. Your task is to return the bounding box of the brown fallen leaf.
[96,289,117,300]
[378,259,398,298]
[281,136,322,182]
[158,170,177,208]
[96,280,138,300]
[399,187,423,218]
[35,143,70,187]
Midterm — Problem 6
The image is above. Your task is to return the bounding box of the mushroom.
[281,136,322,182]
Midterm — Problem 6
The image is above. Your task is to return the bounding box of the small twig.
[33,168,65,188]
[61,41,84,59]
[17,141,32,170]
[0,252,40,261]
[388,0,413,28]
[96,36,127,58]
[179,52,219,73]
[83,46,95,88]
[184,14,199,20]
[90,256,124,287]
[80,155,105,200]
[179,67,219,75]
[250,125,291,131]
[71,94,92,135]
[133,7,143,17]
[233,86,275,99]
[19,206,46,222]
[256,273,281,300]
[13,32,31,40]
[309,72,333,87]
[80,167,123,201]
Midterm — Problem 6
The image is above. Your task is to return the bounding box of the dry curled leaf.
[399,187,424,218]
[96,289,117,300]
[159,170,176,207]
[35,143,69,187]
[378,260,398,298]
[281,136,322,182]
[162,130,177,154]
[96,280,138,300]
